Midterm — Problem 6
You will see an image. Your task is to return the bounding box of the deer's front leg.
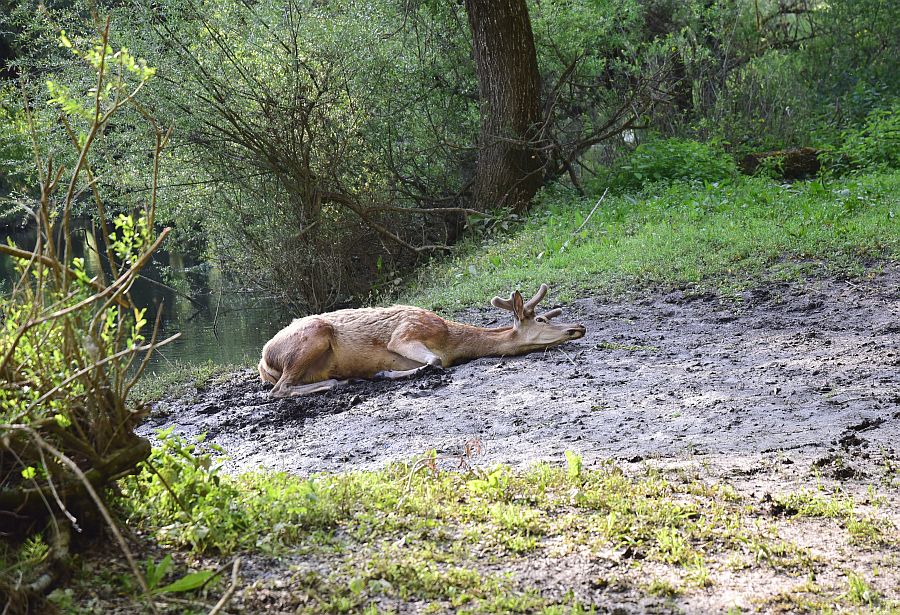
[386,339,444,367]
[376,339,444,380]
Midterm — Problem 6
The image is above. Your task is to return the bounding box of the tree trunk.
[464,0,543,213]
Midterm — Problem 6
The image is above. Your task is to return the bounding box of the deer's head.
[491,284,586,349]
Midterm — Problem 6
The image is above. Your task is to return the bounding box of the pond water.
[0,224,289,373]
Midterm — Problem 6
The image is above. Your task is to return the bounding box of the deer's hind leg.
[270,320,345,397]
[274,378,350,396]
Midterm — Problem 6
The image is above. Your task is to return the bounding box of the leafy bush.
[597,138,737,191]
[121,429,341,554]
[0,22,173,611]
[831,103,900,173]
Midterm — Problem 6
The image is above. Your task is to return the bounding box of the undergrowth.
[131,361,243,403]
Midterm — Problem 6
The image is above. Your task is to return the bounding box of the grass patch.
[645,578,682,598]
[399,171,899,311]
[131,360,243,402]
[774,489,894,545]
[846,571,881,607]
[108,440,900,611]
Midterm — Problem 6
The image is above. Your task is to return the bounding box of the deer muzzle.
[566,325,586,339]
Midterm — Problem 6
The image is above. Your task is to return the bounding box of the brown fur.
[259,286,585,397]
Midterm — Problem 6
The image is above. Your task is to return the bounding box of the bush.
[595,138,737,191]
[0,23,173,611]
[831,103,900,173]
[120,430,341,554]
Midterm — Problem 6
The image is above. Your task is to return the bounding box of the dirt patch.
[143,264,899,481]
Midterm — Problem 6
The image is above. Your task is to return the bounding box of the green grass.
[130,360,243,402]
[106,438,900,612]
[846,571,882,607]
[399,171,899,311]
[774,489,893,545]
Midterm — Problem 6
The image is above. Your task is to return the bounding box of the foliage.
[0,85,31,215]
[115,444,900,612]
[82,0,478,311]
[121,429,340,553]
[828,103,900,173]
[598,138,737,190]
[130,360,243,403]
[4,0,896,310]
[0,21,172,612]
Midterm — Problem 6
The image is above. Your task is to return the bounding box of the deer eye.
[535,316,548,323]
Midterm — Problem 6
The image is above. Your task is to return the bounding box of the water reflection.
[1,223,287,373]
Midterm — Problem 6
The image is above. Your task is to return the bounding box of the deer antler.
[523,284,548,313]
[537,307,563,320]
[490,291,516,312]
[491,284,551,320]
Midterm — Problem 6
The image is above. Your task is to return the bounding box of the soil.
[144,265,899,479]
[140,265,900,613]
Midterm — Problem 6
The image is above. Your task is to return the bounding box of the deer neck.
[445,321,522,364]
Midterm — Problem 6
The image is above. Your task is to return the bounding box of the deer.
[258,284,586,397]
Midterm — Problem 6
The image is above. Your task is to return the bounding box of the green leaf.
[565,450,583,480]
[349,577,365,595]
[145,554,173,590]
[156,570,214,594]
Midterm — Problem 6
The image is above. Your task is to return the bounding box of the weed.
[646,578,682,597]
[774,489,892,544]
[845,571,881,606]
[132,360,243,402]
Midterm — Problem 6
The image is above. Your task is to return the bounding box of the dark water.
[0,224,288,373]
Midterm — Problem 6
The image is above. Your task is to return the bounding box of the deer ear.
[512,291,525,320]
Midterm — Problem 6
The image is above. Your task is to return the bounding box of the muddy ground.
[145,266,899,478]
[141,265,900,613]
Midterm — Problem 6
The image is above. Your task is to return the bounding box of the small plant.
[121,429,259,553]
[467,466,511,500]
[845,571,880,606]
[646,578,681,597]
[565,450,584,481]
[143,554,215,596]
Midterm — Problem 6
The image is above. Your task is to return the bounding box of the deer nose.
[567,326,586,339]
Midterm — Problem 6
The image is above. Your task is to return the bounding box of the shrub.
[597,138,737,191]
[0,22,173,611]
[832,103,900,172]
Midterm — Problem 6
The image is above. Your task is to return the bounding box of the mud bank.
[142,265,899,480]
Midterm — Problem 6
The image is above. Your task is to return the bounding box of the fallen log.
[739,147,822,179]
